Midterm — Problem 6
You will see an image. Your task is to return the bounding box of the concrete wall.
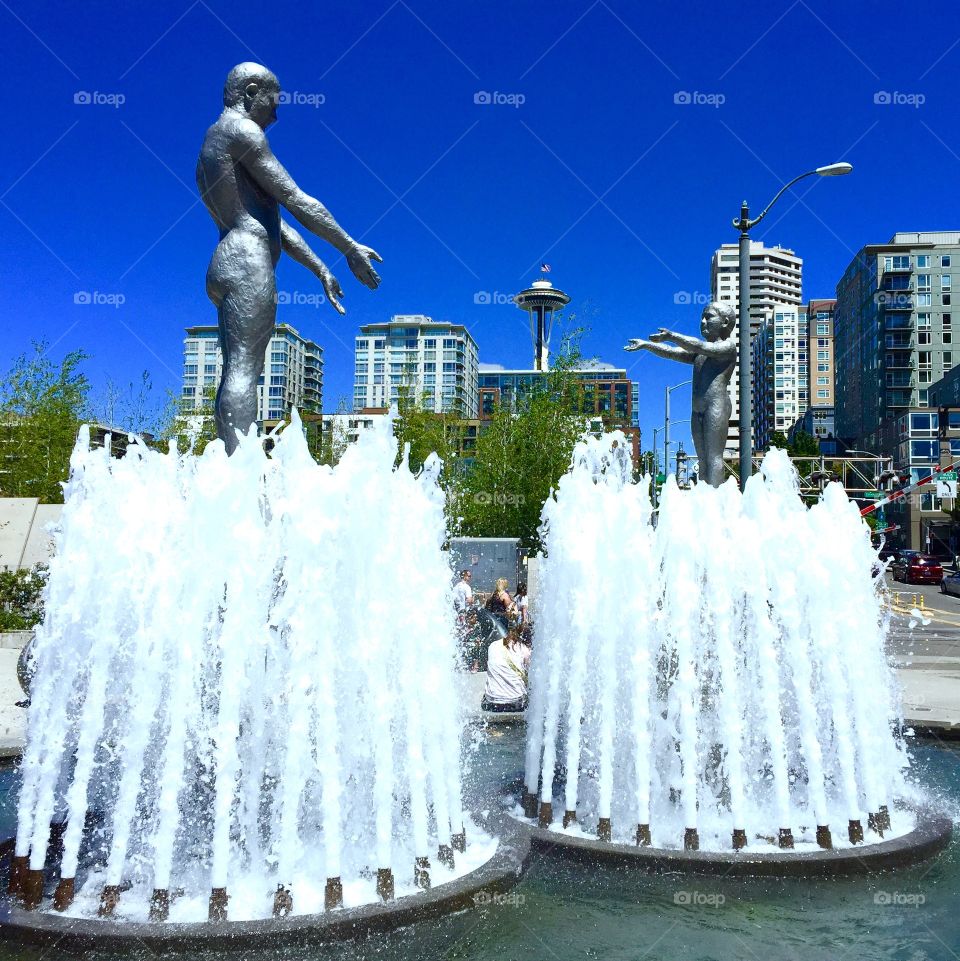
[0,498,60,570]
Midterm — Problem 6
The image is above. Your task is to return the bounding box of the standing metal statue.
[625,301,737,487]
[197,62,382,453]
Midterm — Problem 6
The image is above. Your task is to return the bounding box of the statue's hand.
[319,266,346,315]
[347,243,383,290]
[624,338,649,352]
[648,328,671,343]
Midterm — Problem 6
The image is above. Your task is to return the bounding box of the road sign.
[937,478,958,499]
[861,491,883,499]
[942,472,957,480]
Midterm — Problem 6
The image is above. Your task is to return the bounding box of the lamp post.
[652,426,664,508]
[733,161,853,491]
[664,380,692,486]
[664,419,690,478]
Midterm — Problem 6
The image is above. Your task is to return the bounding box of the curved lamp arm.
[732,171,817,231]
[732,163,852,231]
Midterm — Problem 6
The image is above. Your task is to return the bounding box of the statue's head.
[701,301,736,341]
[223,63,280,129]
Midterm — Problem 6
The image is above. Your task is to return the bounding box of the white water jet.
[525,433,914,850]
[15,412,485,921]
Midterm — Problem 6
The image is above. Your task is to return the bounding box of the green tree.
[156,383,219,455]
[0,343,90,502]
[0,566,46,631]
[456,339,585,548]
[88,370,167,438]
[767,430,790,451]
[789,429,821,457]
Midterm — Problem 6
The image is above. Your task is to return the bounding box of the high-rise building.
[710,242,803,454]
[751,306,807,450]
[806,298,836,410]
[181,323,323,422]
[353,315,480,417]
[834,231,959,447]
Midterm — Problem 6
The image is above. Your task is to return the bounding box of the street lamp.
[733,161,853,491]
[664,379,692,487]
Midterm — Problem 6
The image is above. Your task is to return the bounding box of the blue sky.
[3,0,960,457]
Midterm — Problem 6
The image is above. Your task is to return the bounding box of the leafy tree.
[87,370,167,438]
[789,429,821,457]
[156,383,219,455]
[456,337,586,548]
[0,566,46,631]
[0,343,90,502]
[767,430,790,451]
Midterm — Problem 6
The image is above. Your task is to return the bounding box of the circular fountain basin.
[507,804,952,877]
[0,816,531,952]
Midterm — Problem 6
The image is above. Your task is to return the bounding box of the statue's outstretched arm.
[624,339,695,363]
[280,221,346,314]
[233,119,382,289]
[653,329,735,359]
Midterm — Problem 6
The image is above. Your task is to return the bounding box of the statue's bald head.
[223,63,280,127]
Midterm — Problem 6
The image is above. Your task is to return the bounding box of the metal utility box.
[446,537,521,595]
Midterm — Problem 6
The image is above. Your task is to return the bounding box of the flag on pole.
[540,263,551,273]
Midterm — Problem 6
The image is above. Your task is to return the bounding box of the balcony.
[882,263,914,275]
[885,352,915,369]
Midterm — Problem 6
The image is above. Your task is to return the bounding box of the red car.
[890,553,943,585]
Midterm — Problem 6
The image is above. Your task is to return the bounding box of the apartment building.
[710,242,803,454]
[181,323,323,422]
[353,315,480,417]
[834,231,959,445]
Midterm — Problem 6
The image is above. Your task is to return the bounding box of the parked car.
[891,553,943,585]
[942,571,960,597]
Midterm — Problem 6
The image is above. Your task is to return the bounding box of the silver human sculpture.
[198,62,382,453]
[625,301,737,487]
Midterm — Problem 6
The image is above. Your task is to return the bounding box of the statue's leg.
[215,271,277,454]
[691,412,706,481]
[701,401,731,487]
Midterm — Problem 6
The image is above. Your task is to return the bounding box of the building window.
[816,323,829,335]
[943,256,952,268]
[918,293,932,307]
[918,274,932,291]
[918,255,931,267]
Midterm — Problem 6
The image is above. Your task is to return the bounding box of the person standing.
[452,570,473,614]
[452,570,478,671]
[514,583,529,627]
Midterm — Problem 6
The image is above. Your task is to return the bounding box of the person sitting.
[481,626,531,713]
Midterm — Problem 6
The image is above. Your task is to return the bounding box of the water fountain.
[514,431,951,873]
[0,416,528,950]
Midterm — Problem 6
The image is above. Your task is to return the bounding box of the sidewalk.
[0,649,26,758]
